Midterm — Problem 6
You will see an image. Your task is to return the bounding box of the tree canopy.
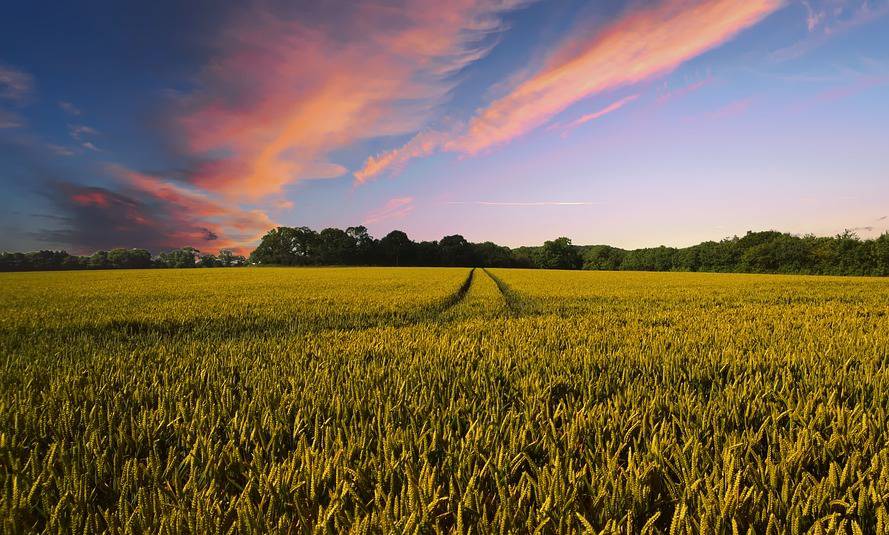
[3,228,889,276]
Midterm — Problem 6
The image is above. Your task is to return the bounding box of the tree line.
[580,230,889,276]
[247,226,530,268]
[0,248,246,271]
[2,226,889,276]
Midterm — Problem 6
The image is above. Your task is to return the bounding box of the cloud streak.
[0,64,33,103]
[58,101,81,116]
[551,94,640,132]
[364,197,415,225]
[355,0,783,181]
[771,0,889,61]
[39,167,275,255]
[175,1,529,199]
[446,201,601,206]
[354,130,450,184]
[0,64,34,129]
[452,0,783,154]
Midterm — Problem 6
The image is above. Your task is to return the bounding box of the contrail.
[445,201,603,206]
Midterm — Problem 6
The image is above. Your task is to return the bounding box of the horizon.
[3,225,885,258]
[2,1,888,255]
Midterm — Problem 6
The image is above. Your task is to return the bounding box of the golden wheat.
[2,267,888,533]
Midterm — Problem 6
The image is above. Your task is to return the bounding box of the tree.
[346,226,375,264]
[108,248,152,269]
[89,251,111,269]
[473,241,515,267]
[414,241,442,266]
[198,253,219,267]
[158,247,199,268]
[5,225,889,275]
[439,235,474,266]
[218,249,246,267]
[583,245,625,271]
[318,227,357,265]
[740,234,812,273]
[874,233,889,276]
[379,230,413,266]
[250,226,319,265]
[537,237,582,270]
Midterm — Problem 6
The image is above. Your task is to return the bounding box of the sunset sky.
[1,0,888,254]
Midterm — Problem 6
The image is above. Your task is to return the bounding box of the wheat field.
[2,267,889,533]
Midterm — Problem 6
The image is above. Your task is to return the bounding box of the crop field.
[2,267,889,533]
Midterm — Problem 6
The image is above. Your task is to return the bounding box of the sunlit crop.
[2,267,889,533]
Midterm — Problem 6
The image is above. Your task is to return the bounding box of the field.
[2,267,889,533]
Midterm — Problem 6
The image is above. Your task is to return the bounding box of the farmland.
[2,268,889,533]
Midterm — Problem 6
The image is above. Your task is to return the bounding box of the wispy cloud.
[704,96,754,120]
[0,64,33,103]
[450,0,783,154]
[174,1,530,200]
[656,74,714,104]
[355,129,449,184]
[550,94,640,133]
[364,197,415,225]
[803,0,888,33]
[46,144,75,156]
[771,0,889,61]
[58,101,81,116]
[0,64,33,129]
[272,199,294,211]
[68,124,100,151]
[355,0,783,181]
[68,124,97,140]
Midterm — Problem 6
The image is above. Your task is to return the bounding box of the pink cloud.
[354,0,783,180]
[70,191,111,207]
[175,1,529,200]
[452,0,782,154]
[656,74,714,104]
[107,165,276,254]
[355,129,451,184]
[363,197,415,225]
[273,199,294,210]
[551,94,640,132]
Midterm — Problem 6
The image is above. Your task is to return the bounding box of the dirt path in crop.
[482,268,528,316]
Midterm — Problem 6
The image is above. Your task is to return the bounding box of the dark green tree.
[379,230,413,266]
[583,245,626,270]
[318,228,357,265]
[108,248,152,269]
[250,227,319,265]
[537,237,582,270]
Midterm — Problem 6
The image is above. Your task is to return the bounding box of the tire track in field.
[16,268,480,345]
[482,268,529,316]
[435,268,475,312]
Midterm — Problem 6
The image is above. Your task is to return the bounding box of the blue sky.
[1,0,887,254]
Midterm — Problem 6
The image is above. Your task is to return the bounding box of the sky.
[1,0,888,255]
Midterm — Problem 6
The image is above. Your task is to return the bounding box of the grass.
[2,267,889,533]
